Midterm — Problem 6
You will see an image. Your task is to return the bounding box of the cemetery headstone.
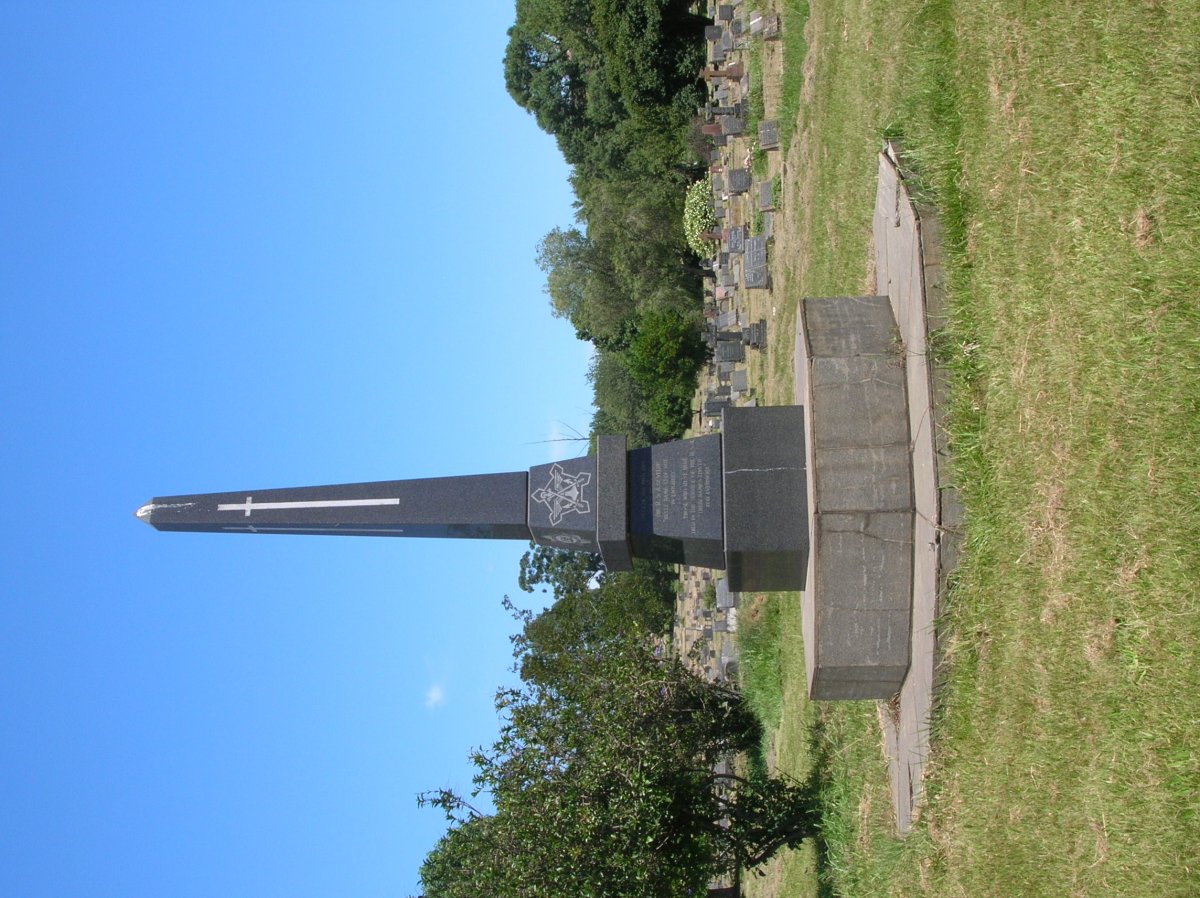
[757,119,780,150]
[744,235,769,288]
[715,340,745,362]
[751,319,768,347]
[716,577,737,609]
[721,117,745,136]
[757,180,775,210]
[750,12,780,38]
[703,61,742,79]
[726,226,745,254]
[745,266,769,289]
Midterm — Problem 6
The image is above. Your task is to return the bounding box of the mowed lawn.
[740,1,1200,896]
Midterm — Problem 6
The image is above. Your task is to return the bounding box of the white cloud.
[424,683,446,710]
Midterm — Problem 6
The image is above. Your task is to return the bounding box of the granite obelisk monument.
[138,406,809,591]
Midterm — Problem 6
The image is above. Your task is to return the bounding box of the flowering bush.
[683,179,719,258]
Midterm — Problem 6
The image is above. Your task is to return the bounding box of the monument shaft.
[138,408,810,590]
[136,472,532,540]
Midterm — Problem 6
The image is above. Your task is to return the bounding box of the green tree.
[624,308,709,438]
[579,176,700,311]
[503,22,596,166]
[504,0,617,168]
[512,545,675,687]
[535,227,633,343]
[535,183,702,353]
[418,635,816,898]
[517,544,602,599]
[504,0,706,180]
[625,308,707,389]
[590,0,705,111]
[588,349,656,447]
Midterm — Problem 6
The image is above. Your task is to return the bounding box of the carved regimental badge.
[546,532,589,546]
[531,463,591,526]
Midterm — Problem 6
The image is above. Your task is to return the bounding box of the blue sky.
[0,4,592,896]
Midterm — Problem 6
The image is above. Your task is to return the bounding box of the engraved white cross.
[217,497,401,517]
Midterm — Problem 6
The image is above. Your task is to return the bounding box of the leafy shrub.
[625,308,710,438]
[683,179,719,258]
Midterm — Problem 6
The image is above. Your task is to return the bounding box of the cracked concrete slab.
[873,143,961,834]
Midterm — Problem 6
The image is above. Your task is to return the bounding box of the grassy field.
[739,1,1200,896]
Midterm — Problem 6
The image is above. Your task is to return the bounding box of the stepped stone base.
[797,296,914,699]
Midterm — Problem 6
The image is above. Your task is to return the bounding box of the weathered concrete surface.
[797,295,914,700]
[721,405,809,592]
[873,143,960,834]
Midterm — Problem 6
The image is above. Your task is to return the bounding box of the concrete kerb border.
[875,140,963,833]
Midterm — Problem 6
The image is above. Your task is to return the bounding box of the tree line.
[507,0,714,443]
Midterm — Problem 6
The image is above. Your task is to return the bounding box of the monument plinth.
[137,407,809,592]
[796,296,915,699]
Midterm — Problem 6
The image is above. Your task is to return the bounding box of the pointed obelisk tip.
[134,501,157,526]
